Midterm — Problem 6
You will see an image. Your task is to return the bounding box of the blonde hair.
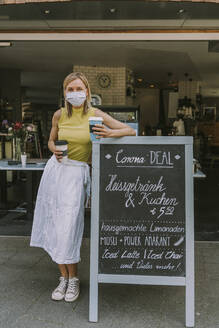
[63,72,92,117]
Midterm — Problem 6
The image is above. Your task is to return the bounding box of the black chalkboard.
[98,144,185,277]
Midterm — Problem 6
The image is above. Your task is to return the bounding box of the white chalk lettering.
[100,222,147,235]
[165,251,183,260]
[156,263,175,271]
[144,249,164,260]
[150,151,173,165]
[102,249,119,259]
[150,222,184,233]
[100,236,118,246]
[120,261,135,269]
[139,192,178,206]
[136,260,153,270]
[105,175,166,193]
[144,235,170,247]
[116,149,145,164]
[121,250,140,259]
[123,236,141,246]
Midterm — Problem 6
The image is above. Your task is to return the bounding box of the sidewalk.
[0,237,218,328]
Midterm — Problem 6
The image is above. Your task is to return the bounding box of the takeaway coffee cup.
[21,153,27,167]
[54,140,68,163]
[89,116,103,141]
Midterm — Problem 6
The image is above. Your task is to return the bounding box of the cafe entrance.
[0,31,219,240]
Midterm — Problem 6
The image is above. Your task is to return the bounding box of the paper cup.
[89,116,103,141]
[55,140,68,163]
[21,154,27,167]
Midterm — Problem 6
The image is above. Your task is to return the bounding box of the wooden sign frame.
[89,136,194,328]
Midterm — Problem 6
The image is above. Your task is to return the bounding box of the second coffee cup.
[89,116,103,141]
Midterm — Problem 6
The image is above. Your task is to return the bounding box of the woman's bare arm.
[93,109,136,138]
[48,109,63,161]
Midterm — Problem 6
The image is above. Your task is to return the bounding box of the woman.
[30,72,135,303]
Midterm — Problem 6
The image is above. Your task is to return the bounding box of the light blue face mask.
[65,91,86,107]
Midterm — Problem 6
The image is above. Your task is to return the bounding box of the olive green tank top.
[58,106,96,162]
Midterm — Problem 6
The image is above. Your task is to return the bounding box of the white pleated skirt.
[30,155,90,264]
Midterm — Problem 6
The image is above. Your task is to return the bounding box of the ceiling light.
[109,8,117,13]
[44,10,51,14]
[137,78,143,82]
[178,9,185,14]
[149,84,155,88]
[0,42,11,47]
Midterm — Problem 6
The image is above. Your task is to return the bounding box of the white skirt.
[30,155,90,264]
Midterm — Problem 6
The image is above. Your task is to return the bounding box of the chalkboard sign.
[99,144,185,276]
[89,137,194,327]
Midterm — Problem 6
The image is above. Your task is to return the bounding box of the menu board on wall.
[98,144,185,277]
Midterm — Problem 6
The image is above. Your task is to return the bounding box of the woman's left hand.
[92,124,112,138]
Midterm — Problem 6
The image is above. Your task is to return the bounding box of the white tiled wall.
[178,80,200,104]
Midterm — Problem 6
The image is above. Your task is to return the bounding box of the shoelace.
[67,279,79,293]
[56,277,67,292]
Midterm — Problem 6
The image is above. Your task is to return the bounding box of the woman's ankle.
[69,275,78,279]
[61,275,68,280]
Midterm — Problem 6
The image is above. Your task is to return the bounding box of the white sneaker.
[64,277,80,302]
[51,276,68,301]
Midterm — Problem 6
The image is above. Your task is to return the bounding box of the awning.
[1,0,219,5]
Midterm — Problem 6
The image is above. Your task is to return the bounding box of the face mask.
[65,91,86,107]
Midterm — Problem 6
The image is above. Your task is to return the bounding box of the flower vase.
[12,137,21,161]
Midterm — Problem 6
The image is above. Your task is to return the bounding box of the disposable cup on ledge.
[89,117,103,142]
[21,153,27,167]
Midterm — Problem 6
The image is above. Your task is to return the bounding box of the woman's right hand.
[54,149,63,162]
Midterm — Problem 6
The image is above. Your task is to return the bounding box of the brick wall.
[74,65,126,105]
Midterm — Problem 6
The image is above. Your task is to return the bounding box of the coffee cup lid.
[89,116,103,121]
[55,140,68,145]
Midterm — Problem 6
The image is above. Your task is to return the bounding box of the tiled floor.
[0,237,218,328]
